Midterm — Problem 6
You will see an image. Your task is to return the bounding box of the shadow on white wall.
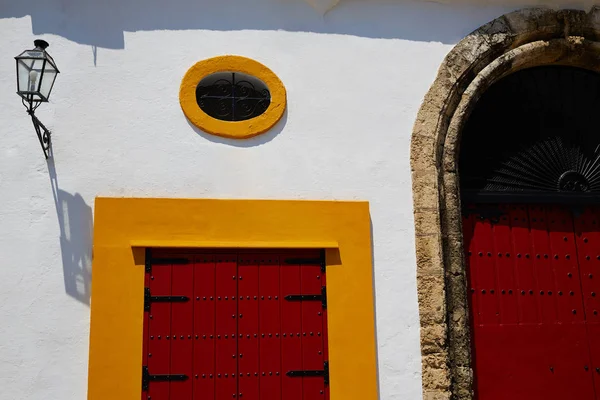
[47,155,93,306]
[0,0,520,48]
[187,109,288,147]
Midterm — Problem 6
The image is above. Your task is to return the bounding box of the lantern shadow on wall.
[47,155,93,306]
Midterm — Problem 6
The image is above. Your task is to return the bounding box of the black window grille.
[459,66,600,203]
[196,71,270,121]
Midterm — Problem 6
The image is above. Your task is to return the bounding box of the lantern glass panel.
[39,67,58,100]
[16,60,30,93]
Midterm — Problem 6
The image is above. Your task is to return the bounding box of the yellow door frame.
[88,198,378,400]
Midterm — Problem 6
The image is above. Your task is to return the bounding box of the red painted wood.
[573,207,600,396]
[259,257,282,400]
[586,324,600,396]
[281,261,304,400]
[473,324,550,399]
[238,258,260,400]
[171,260,194,399]
[549,323,595,399]
[142,250,329,400]
[508,205,538,324]
[146,261,172,400]
[528,205,559,324]
[320,266,330,400]
[193,256,216,400]
[574,208,600,321]
[472,211,500,325]
[215,256,238,400]
[492,204,518,324]
[142,267,151,400]
[545,205,583,322]
[300,262,325,400]
[465,204,597,400]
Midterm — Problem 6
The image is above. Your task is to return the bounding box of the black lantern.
[15,40,60,159]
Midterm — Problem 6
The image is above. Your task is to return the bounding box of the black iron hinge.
[284,286,327,309]
[287,361,329,385]
[284,249,326,272]
[145,248,190,273]
[144,288,190,312]
[142,366,188,391]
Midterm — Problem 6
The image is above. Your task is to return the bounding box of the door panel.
[300,263,327,400]
[170,261,194,399]
[215,256,238,400]
[258,258,282,400]
[544,206,583,322]
[238,258,260,400]
[146,261,173,400]
[143,250,329,400]
[281,262,304,400]
[193,256,216,400]
[464,204,595,400]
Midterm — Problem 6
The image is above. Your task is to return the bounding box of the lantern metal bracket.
[27,108,51,159]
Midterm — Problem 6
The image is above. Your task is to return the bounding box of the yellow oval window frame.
[179,56,287,139]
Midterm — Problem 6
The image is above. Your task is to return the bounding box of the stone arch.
[411,7,600,400]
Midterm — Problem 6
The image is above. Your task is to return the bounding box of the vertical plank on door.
[215,256,238,400]
[238,257,260,400]
[193,256,216,400]
[300,263,325,400]
[147,261,172,400]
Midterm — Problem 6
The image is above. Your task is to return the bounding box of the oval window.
[196,71,271,121]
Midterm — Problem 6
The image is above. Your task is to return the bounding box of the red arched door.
[459,66,600,399]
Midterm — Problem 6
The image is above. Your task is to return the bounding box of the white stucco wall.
[0,1,590,399]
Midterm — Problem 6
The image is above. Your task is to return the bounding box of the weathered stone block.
[417,275,446,321]
[415,234,443,276]
[414,208,441,236]
[410,134,438,172]
[412,170,439,211]
[420,324,447,355]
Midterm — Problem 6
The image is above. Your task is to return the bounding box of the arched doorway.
[411,7,600,400]
[460,65,600,399]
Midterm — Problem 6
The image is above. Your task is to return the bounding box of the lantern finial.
[34,39,49,50]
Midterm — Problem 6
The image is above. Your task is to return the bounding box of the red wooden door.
[573,207,600,396]
[463,204,596,400]
[142,250,329,400]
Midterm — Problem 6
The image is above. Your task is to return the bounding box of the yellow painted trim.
[88,198,377,400]
[179,56,287,139]
[130,239,339,249]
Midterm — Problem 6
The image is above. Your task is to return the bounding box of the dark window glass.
[196,71,271,121]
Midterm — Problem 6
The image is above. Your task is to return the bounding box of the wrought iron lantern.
[15,40,60,159]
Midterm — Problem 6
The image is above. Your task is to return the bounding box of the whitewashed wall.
[0,1,587,399]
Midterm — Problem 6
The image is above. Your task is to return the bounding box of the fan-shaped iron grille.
[459,66,600,203]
